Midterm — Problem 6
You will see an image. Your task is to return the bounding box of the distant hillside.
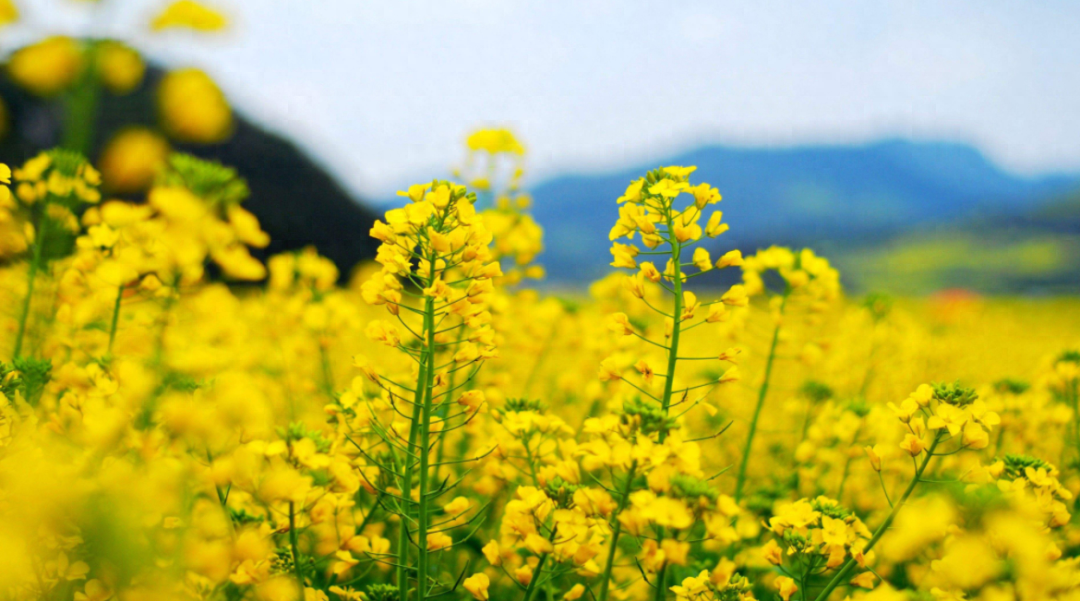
[840,190,1080,295]
[526,139,1079,283]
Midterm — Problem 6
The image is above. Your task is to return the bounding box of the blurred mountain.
[528,139,1080,284]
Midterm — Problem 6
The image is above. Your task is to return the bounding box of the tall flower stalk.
[359,181,500,601]
[732,247,840,502]
[598,166,745,601]
[12,210,47,360]
[733,289,787,501]
[9,151,102,359]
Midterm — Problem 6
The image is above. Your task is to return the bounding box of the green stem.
[836,425,863,502]
[630,216,684,601]
[734,292,788,502]
[398,253,440,601]
[62,42,100,156]
[659,238,683,439]
[1069,381,1080,461]
[792,396,816,493]
[357,491,386,535]
[522,555,548,601]
[596,461,638,601]
[799,557,818,601]
[204,448,236,534]
[152,278,179,369]
[289,501,304,594]
[434,327,467,482]
[652,563,668,601]
[397,349,428,601]
[13,211,48,360]
[415,291,437,601]
[858,337,878,398]
[319,340,334,394]
[1074,381,1080,459]
[522,529,558,601]
[522,436,541,486]
[810,437,941,601]
[107,283,123,355]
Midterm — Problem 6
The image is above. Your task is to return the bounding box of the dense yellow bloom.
[14,149,101,205]
[742,245,841,302]
[456,127,542,284]
[0,117,1077,601]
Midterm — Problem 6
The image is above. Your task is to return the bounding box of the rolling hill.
[526,139,1079,285]
[841,190,1080,295]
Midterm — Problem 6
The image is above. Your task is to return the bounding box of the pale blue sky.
[9,0,1080,197]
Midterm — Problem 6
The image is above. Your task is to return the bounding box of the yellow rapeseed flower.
[96,42,146,94]
[98,128,171,193]
[8,37,83,97]
[0,0,17,27]
[157,68,233,143]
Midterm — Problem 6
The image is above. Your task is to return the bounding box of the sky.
[9,0,1080,198]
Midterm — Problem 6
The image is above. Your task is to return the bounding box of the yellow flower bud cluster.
[14,150,101,207]
[741,246,841,307]
[158,68,233,144]
[363,181,501,331]
[765,496,873,570]
[888,383,1000,457]
[457,128,544,284]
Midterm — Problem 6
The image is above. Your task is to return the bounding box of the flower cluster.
[457,128,544,284]
[887,382,1000,456]
[0,119,1078,601]
[765,496,873,571]
[741,246,841,308]
[988,454,1073,528]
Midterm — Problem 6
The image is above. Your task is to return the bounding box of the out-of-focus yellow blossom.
[95,41,146,94]
[457,127,542,284]
[775,576,798,601]
[463,573,490,600]
[467,127,526,156]
[0,0,17,26]
[158,68,233,143]
[98,128,171,193]
[14,149,101,206]
[151,0,228,31]
[742,245,841,304]
[8,36,83,97]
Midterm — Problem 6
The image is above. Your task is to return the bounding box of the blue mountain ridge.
[526,139,1079,282]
